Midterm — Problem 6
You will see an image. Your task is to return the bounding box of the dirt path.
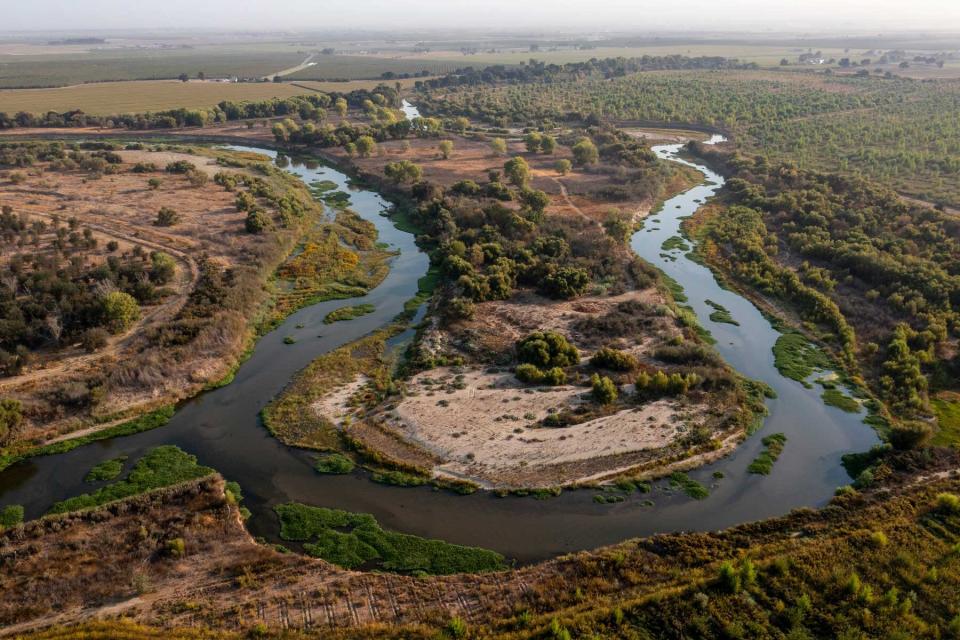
[547,176,595,224]
[0,202,198,395]
[266,54,316,80]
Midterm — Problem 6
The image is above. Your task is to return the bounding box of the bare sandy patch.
[379,367,706,487]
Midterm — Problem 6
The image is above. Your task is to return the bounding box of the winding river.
[0,107,878,564]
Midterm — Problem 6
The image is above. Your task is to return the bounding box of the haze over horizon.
[2,0,960,35]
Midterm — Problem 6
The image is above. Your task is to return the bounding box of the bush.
[245,210,270,234]
[0,504,23,528]
[540,267,590,299]
[591,373,618,404]
[555,159,572,175]
[936,493,960,514]
[101,291,140,333]
[590,347,638,371]
[81,327,109,353]
[888,420,933,450]
[147,177,161,190]
[0,399,23,443]
[572,137,599,165]
[516,331,579,369]
[154,206,180,227]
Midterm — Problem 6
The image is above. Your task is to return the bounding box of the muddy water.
[0,125,878,564]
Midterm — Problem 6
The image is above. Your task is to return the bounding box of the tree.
[504,156,530,187]
[591,373,618,405]
[540,135,556,154]
[178,73,189,82]
[102,291,140,333]
[438,140,454,159]
[490,138,507,156]
[524,132,542,153]
[384,160,423,184]
[555,159,572,175]
[572,137,599,166]
[590,347,637,371]
[197,71,205,80]
[355,136,377,158]
[334,98,348,116]
[154,207,180,227]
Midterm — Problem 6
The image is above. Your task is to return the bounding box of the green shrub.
[314,453,355,475]
[516,331,579,369]
[591,373,618,405]
[590,347,638,371]
[936,492,960,514]
[889,420,933,450]
[0,504,24,528]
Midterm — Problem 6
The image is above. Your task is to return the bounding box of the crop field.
[0,48,307,89]
[0,80,319,115]
[283,54,460,80]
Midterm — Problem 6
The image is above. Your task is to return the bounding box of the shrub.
[165,160,195,174]
[516,363,544,384]
[504,156,530,186]
[438,140,454,159]
[490,138,507,156]
[166,537,186,557]
[540,267,590,299]
[0,399,23,443]
[717,561,740,593]
[516,331,579,369]
[81,327,110,353]
[245,210,270,234]
[590,347,637,371]
[888,420,933,450]
[591,373,618,404]
[154,206,180,227]
[555,159,572,175]
[0,504,23,528]
[572,137,599,165]
[447,617,468,639]
[101,291,140,333]
[384,160,422,184]
[936,493,960,514]
[147,177,161,190]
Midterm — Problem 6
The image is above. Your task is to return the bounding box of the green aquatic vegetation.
[48,446,214,515]
[669,472,709,500]
[314,453,356,474]
[659,271,688,303]
[283,335,296,344]
[84,456,127,483]
[772,332,832,387]
[370,468,429,487]
[822,388,861,413]
[705,299,739,326]
[323,303,376,324]
[748,433,787,475]
[321,191,351,208]
[274,502,506,574]
[309,180,338,193]
[594,494,626,505]
[661,236,690,252]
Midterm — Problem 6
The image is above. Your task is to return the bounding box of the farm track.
[0,190,199,399]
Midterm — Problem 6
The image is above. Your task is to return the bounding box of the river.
[0,107,878,564]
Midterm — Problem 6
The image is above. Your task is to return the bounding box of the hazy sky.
[3,0,959,33]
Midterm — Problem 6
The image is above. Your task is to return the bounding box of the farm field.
[0,47,308,88]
